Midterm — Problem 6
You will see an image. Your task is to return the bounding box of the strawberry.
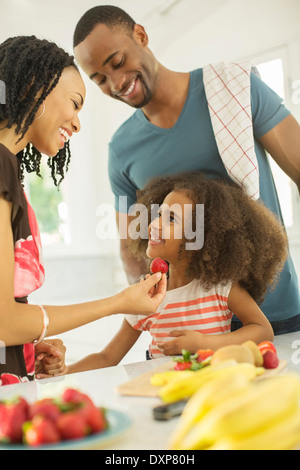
[150,258,169,274]
[24,415,60,446]
[263,350,279,369]
[61,388,106,433]
[258,341,277,356]
[174,361,192,371]
[29,399,61,422]
[78,403,107,433]
[61,388,93,407]
[196,349,214,363]
[57,412,89,440]
[0,397,29,443]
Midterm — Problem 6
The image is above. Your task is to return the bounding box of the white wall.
[1,0,300,364]
[159,0,300,68]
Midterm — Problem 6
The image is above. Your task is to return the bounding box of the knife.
[153,400,188,421]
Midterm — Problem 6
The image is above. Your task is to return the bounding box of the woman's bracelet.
[34,305,49,345]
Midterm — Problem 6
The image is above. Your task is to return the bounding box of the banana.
[176,374,300,450]
[208,407,300,450]
[169,366,256,449]
[159,361,262,404]
[151,370,194,387]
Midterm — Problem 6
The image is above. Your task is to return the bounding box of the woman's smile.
[58,127,72,149]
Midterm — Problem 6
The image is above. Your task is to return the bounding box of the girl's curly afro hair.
[129,172,288,304]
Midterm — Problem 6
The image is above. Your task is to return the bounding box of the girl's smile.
[146,190,194,264]
[149,226,164,246]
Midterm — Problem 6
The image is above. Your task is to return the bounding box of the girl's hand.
[158,330,205,356]
[35,339,68,379]
[118,272,167,315]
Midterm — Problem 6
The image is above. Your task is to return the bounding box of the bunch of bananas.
[169,371,300,450]
[153,360,264,403]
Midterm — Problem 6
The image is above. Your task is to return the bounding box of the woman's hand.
[117,272,167,315]
[35,338,68,379]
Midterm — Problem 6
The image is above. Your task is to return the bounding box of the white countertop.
[0,332,299,450]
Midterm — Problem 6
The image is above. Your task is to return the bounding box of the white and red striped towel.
[203,62,259,200]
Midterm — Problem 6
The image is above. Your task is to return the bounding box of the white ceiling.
[0,0,229,53]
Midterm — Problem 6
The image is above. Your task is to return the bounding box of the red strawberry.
[78,403,107,433]
[29,399,61,422]
[0,397,29,443]
[174,362,192,371]
[61,388,93,406]
[24,415,60,446]
[57,412,89,440]
[263,350,279,369]
[196,349,214,363]
[150,258,169,274]
[258,341,277,356]
[61,388,106,434]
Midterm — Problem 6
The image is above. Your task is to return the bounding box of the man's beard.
[118,73,152,109]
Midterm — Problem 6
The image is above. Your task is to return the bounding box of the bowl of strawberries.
[0,388,131,450]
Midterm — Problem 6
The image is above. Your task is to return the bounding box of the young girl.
[69,172,288,371]
[0,35,166,385]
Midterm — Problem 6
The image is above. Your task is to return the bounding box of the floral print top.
[0,144,45,386]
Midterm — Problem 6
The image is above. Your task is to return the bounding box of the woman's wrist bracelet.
[34,305,49,345]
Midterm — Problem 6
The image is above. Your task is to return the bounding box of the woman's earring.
[34,102,45,120]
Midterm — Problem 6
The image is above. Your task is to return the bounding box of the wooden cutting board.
[117,361,174,397]
[117,360,287,398]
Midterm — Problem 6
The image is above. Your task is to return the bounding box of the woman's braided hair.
[0,35,78,186]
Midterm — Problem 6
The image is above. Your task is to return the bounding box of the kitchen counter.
[0,331,299,450]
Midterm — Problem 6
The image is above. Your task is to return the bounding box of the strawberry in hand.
[150,258,169,275]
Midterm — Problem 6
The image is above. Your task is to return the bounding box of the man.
[73,5,300,334]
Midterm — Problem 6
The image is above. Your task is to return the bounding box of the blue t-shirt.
[108,68,300,322]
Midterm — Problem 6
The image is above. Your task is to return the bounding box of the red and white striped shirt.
[126,280,233,359]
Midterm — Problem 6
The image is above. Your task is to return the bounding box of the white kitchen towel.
[203,62,259,199]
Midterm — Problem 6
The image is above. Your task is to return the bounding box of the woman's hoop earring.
[34,102,45,121]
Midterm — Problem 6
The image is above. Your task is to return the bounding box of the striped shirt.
[126,280,233,358]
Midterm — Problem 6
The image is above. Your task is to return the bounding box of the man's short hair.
[73,5,136,48]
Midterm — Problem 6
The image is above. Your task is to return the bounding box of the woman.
[0,36,166,386]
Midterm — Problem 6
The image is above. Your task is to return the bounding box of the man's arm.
[258,114,300,194]
[116,211,149,285]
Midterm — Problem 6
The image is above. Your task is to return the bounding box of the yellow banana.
[152,360,236,388]
[208,407,300,450]
[177,374,300,450]
[169,366,256,449]
[151,370,194,387]
[159,361,262,404]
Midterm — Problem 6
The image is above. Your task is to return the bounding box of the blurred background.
[1,0,300,365]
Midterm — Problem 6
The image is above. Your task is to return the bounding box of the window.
[27,159,71,247]
[250,48,300,235]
